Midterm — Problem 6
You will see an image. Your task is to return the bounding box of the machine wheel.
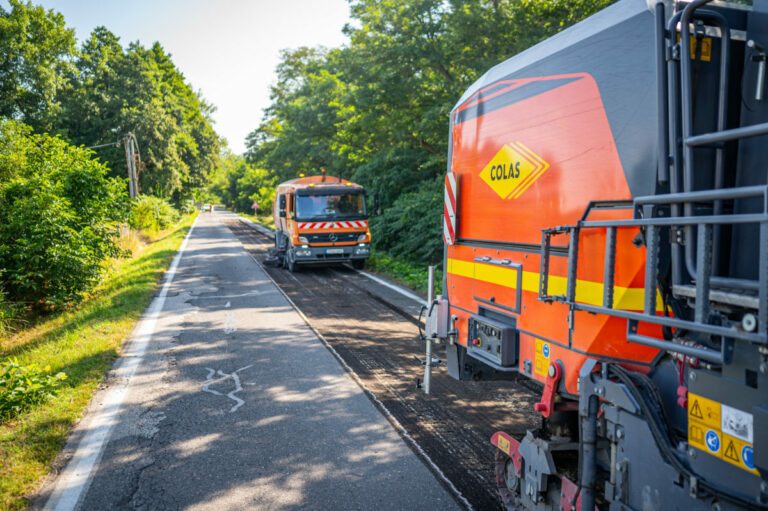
[286,248,298,273]
[495,449,524,510]
[352,259,365,270]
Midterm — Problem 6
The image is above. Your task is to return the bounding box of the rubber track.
[225,220,541,510]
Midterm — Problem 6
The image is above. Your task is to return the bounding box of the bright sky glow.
[20,0,352,154]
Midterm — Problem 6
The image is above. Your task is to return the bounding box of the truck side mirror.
[279,210,286,218]
[279,195,286,209]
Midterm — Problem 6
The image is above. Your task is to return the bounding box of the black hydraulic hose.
[580,395,599,511]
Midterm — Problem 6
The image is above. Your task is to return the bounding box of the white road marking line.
[223,312,238,334]
[193,291,267,299]
[248,254,472,511]
[357,271,423,304]
[44,216,199,511]
[201,365,253,413]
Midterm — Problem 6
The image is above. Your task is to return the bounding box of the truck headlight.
[298,236,309,243]
[296,249,312,257]
[357,234,367,242]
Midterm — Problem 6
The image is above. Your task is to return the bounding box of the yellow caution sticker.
[497,434,511,456]
[721,433,759,475]
[479,142,549,200]
[688,393,721,430]
[689,36,712,62]
[534,339,550,377]
[688,393,758,474]
[677,35,712,62]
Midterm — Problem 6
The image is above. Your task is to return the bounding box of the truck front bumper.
[291,243,370,264]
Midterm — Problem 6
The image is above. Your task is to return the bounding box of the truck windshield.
[296,193,366,220]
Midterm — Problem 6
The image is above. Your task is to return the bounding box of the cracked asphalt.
[37,212,460,511]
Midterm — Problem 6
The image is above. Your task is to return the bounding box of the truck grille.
[305,232,361,243]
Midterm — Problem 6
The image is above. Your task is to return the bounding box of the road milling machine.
[425,0,768,508]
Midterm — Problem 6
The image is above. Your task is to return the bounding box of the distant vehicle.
[273,173,370,272]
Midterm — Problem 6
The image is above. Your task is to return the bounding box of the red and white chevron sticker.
[298,220,368,229]
[444,172,458,245]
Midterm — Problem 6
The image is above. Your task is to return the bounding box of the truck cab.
[273,174,371,271]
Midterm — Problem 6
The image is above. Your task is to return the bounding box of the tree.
[0,0,76,132]
[56,28,220,200]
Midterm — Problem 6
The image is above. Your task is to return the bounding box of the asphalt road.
[37,212,461,511]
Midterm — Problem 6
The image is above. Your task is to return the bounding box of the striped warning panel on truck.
[444,172,458,245]
[298,220,368,229]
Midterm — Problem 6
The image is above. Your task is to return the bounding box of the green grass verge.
[366,250,442,297]
[0,214,196,511]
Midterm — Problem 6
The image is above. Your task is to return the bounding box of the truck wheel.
[286,250,298,273]
[352,260,365,270]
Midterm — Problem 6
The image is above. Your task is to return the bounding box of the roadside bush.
[0,120,129,308]
[0,285,22,336]
[370,177,443,265]
[366,250,442,295]
[0,358,67,421]
[180,199,197,215]
[129,195,180,232]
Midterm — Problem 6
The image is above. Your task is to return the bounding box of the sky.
[24,0,352,154]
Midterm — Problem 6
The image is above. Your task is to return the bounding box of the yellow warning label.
[497,435,511,456]
[722,433,759,475]
[688,393,721,430]
[534,339,551,377]
[479,142,549,200]
[688,421,709,453]
[689,36,712,62]
[688,394,758,475]
[676,35,712,62]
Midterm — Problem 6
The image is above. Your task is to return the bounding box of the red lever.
[534,362,562,418]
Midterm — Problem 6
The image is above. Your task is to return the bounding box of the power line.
[86,140,121,150]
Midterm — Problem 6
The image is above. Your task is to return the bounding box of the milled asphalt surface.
[37,211,461,510]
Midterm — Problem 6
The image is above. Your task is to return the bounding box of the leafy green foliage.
[0,285,23,336]
[370,177,443,264]
[207,149,276,214]
[129,195,180,232]
[0,120,129,309]
[0,0,76,132]
[0,357,67,421]
[56,30,220,200]
[367,250,442,296]
[0,2,220,200]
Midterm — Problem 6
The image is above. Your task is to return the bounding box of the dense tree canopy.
[245,0,616,263]
[0,1,220,200]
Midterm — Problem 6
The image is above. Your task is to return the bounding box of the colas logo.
[479,142,549,200]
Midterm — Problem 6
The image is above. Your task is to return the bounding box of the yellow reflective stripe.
[448,258,661,312]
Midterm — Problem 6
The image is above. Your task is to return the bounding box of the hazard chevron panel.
[298,220,368,229]
[444,172,458,245]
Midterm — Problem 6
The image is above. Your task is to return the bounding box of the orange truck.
[273,173,371,271]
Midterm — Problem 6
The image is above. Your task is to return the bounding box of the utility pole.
[123,133,140,199]
[88,133,141,199]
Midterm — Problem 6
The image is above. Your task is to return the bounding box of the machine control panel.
[467,314,518,367]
